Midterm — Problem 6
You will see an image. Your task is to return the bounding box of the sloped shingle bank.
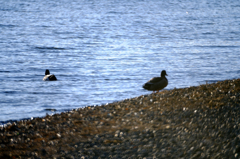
[1,79,240,158]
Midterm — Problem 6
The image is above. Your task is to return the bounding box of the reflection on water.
[0,0,240,122]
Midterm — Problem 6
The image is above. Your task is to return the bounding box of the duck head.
[161,70,168,77]
[45,69,50,75]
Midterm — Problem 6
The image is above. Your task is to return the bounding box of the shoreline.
[1,78,240,158]
[0,81,221,126]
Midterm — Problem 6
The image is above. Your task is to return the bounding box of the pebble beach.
[1,79,240,159]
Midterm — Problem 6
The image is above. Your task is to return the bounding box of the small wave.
[35,46,66,50]
[204,80,221,84]
[0,71,11,73]
[45,109,57,112]
[3,91,19,94]
[194,45,239,48]
[0,24,16,28]
[0,117,34,127]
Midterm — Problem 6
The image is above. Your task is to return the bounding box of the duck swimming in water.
[43,69,57,81]
[143,70,168,93]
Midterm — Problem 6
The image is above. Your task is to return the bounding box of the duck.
[143,70,168,93]
[43,69,57,81]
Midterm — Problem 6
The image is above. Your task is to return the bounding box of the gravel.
[1,79,240,158]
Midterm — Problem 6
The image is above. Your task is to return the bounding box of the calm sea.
[1,0,240,123]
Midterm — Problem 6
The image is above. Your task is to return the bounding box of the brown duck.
[43,69,57,81]
[143,70,168,93]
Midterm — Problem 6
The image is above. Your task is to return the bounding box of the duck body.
[143,70,168,93]
[43,69,57,81]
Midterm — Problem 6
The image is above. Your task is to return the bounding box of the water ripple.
[0,0,240,122]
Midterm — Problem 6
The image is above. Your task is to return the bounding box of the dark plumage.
[43,69,57,81]
[143,70,168,93]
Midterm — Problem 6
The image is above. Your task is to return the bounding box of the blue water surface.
[0,0,240,122]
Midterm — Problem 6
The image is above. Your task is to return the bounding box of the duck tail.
[143,83,151,90]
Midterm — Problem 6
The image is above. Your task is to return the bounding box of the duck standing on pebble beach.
[43,69,57,81]
[143,70,168,93]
